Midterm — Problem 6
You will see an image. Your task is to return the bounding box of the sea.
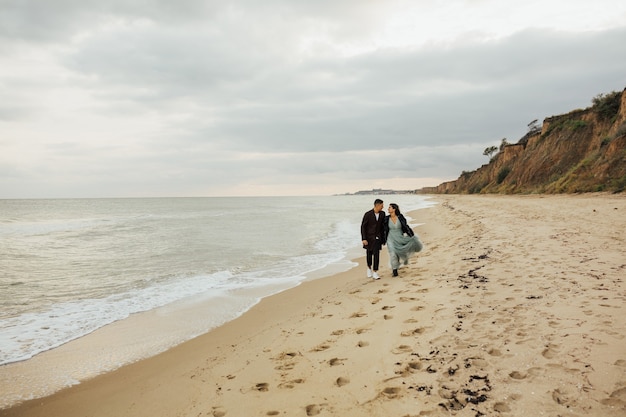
[0,195,434,407]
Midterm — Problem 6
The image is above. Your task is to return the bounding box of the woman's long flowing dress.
[386,218,423,270]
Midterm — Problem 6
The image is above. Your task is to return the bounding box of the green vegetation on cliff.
[423,88,626,194]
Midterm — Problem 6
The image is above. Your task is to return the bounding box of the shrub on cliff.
[592,91,621,121]
[497,167,511,184]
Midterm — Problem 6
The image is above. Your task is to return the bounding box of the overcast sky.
[1,0,625,198]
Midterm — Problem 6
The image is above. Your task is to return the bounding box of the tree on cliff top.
[527,119,541,135]
[483,146,498,159]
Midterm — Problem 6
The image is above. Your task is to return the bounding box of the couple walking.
[360,198,423,279]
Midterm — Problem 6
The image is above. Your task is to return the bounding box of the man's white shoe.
[367,268,372,278]
[372,271,380,280]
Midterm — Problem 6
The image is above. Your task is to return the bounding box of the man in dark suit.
[361,198,386,279]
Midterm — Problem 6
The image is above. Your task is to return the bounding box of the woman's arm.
[399,215,414,237]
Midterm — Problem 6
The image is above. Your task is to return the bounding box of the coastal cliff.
[422,88,626,194]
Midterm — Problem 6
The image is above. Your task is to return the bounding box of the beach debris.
[410,384,432,395]
[462,250,491,262]
[458,265,489,289]
[437,374,491,412]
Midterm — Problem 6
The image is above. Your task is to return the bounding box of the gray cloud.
[0,0,221,41]
[64,25,626,151]
[1,0,625,197]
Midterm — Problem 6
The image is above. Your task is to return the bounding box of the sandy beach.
[2,193,625,417]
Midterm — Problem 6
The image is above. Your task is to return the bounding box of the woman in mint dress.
[384,203,423,277]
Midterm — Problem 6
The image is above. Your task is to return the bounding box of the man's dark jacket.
[361,209,386,249]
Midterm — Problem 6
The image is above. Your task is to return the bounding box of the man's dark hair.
[374,199,383,205]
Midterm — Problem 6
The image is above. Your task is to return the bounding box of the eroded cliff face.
[423,88,626,194]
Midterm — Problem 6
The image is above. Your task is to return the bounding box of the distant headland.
[335,188,417,196]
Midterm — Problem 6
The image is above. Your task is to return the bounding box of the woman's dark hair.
[390,203,401,215]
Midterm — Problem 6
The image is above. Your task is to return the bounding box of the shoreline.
[1,251,391,415]
[3,194,625,416]
[0,237,364,409]
[1,197,432,409]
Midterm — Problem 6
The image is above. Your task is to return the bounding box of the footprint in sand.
[274,362,296,371]
[384,314,393,320]
[401,327,426,337]
[330,329,344,336]
[305,404,327,416]
[396,361,423,376]
[408,361,422,371]
[273,351,300,370]
[542,345,559,359]
[329,357,346,366]
[266,411,280,416]
[546,363,580,375]
[278,379,305,389]
[357,340,369,347]
[601,387,626,407]
[493,402,511,412]
[487,348,502,356]
[350,312,368,318]
[255,383,269,392]
[212,407,227,417]
[305,405,320,416]
[508,371,527,380]
[381,386,402,399]
[392,345,413,354]
[336,377,350,387]
[275,351,299,360]
[548,320,560,328]
[311,343,331,352]
[382,305,395,310]
[552,388,578,407]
